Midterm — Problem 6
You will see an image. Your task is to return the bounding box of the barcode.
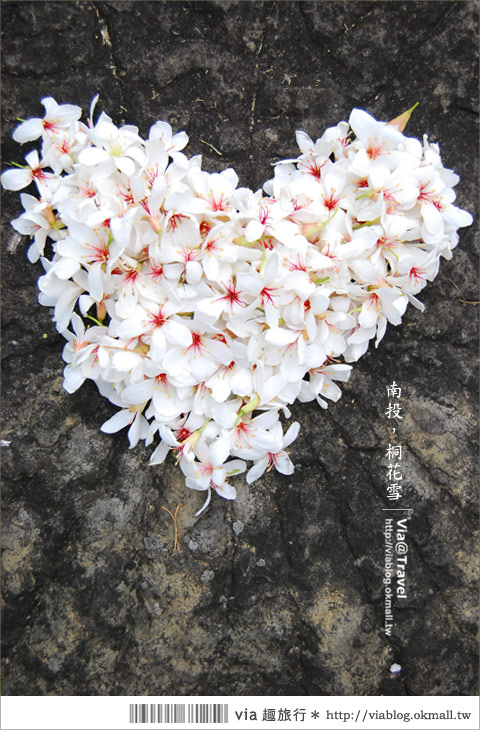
[129,703,229,724]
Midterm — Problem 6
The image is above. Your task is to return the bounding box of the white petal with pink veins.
[274,452,295,475]
[421,201,443,234]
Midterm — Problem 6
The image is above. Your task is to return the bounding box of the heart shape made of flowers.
[1,98,473,514]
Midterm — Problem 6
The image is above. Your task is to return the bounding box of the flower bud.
[239,393,260,416]
[387,102,419,132]
[96,300,107,321]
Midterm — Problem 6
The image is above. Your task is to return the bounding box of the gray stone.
[201,570,215,583]
[232,520,244,535]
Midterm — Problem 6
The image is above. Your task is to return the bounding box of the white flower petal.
[215,482,236,500]
[246,456,268,484]
[149,440,170,465]
[78,147,111,166]
[101,409,134,433]
[63,365,86,394]
[265,327,299,346]
[1,168,31,191]
[163,320,193,347]
[13,118,44,143]
[274,452,294,475]
[87,262,104,301]
[122,379,155,405]
[194,488,212,516]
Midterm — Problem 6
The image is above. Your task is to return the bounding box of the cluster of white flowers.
[2,97,472,514]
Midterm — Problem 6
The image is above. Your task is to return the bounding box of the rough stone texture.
[1,0,478,697]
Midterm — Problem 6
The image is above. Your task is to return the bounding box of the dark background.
[1,1,478,696]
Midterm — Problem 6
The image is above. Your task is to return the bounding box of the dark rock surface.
[1,0,478,697]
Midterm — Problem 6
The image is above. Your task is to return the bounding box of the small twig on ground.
[448,278,479,305]
[161,504,182,552]
[200,139,223,156]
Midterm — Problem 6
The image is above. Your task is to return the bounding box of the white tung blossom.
[1,99,473,514]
